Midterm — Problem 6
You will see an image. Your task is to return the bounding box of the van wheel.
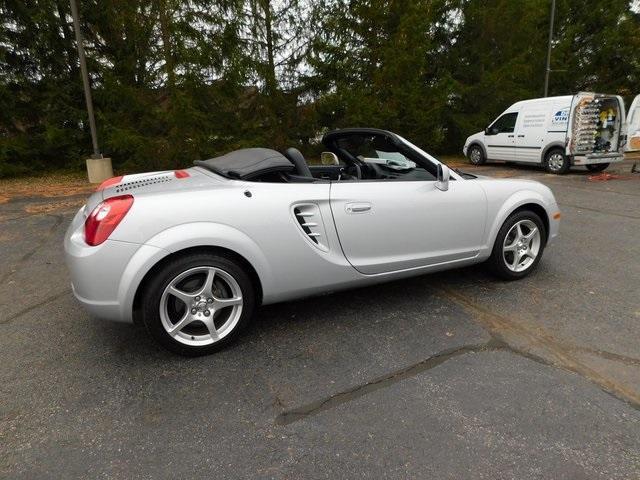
[468,145,485,165]
[544,149,569,174]
[586,163,609,172]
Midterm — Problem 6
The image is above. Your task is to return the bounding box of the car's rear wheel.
[544,149,569,174]
[141,252,256,356]
[488,210,546,280]
[586,163,609,172]
[468,145,486,165]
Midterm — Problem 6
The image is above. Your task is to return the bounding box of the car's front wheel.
[141,252,256,356]
[488,210,546,280]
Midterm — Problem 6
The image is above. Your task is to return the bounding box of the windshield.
[396,135,467,179]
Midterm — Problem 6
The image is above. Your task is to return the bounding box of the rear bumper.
[70,283,122,322]
[572,153,624,165]
[64,206,161,323]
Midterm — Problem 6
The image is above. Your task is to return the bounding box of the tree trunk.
[158,0,176,90]
[259,0,277,95]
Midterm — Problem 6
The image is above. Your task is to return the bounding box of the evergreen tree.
[0,0,639,176]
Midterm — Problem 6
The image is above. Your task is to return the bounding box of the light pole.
[69,0,113,182]
[69,0,99,157]
[543,0,556,97]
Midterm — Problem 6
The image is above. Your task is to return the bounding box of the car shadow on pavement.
[90,263,499,363]
[87,263,496,370]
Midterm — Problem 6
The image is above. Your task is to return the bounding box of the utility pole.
[69,0,112,183]
[543,0,556,97]
[69,0,100,158]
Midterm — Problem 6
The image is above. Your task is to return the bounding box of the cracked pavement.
[1,160,640,479]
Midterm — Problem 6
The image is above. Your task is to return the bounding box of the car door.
[330,177,487,275]
[514,106,550,163]
[625,94,640,152]
[485,111,519,160]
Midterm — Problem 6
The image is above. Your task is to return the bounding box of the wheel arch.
[468,141,487,159]
[131,246,263,326]
[117,222,273,324]
[509,203,549,241]
[542,142,566,163]
[486,193,553,254]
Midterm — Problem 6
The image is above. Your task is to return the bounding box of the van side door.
[516,103,569,163]
[514,107,546,163]
[485,111,518,161]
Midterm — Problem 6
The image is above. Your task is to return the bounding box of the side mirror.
[321,151,340,166]
[436,164,450,191]
[485,126,498,136]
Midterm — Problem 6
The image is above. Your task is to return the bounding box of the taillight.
[96,175,123,191]
[174,170,190,178]
[84,195,134,246]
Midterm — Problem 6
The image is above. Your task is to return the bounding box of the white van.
[463,92,640,174]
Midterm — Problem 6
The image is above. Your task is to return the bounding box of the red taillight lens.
[96,175,124,191]
[84,195,134,246]
[174,170,190,178]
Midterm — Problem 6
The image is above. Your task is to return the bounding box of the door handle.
[507,134,515,138]
[345,202,371,213]
[517,134,525,138]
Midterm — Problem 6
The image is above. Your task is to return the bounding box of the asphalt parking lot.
[1,159,640,479]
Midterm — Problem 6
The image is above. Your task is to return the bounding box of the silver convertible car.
[65,128,560,355]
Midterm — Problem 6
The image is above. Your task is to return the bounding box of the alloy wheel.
[159,266,243,346]
[502,219,541,273]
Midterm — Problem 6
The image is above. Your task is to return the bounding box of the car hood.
[475,177,557,205]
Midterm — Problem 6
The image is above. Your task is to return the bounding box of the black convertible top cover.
[194,148,294,179]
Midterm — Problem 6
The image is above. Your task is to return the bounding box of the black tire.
[141,252,256,356]
[586,163,609,173]
[467,144,486,165]
[488,210,546,280]
[544,148,570,174]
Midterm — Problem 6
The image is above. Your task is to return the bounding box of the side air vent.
[292,203,329,252]
[114,175,174,193]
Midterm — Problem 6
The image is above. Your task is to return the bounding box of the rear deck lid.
[97,167,222,200]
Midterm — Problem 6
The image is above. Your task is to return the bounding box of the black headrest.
[284,148,312,177]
